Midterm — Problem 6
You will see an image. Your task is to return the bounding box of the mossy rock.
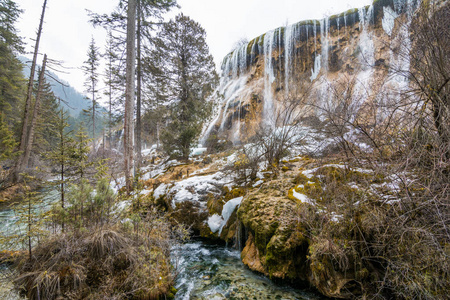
[169,201,208,236]
[238,194,310,281]
[219,208,239,243]
[206,193,224,215]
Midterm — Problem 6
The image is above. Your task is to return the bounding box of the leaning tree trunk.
[15,0,47,181]
[124,0,136,193]
[22,54,48,169]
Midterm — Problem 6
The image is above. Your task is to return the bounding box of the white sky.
[16,0,372,100]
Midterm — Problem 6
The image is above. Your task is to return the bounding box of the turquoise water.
[172,241,323,300]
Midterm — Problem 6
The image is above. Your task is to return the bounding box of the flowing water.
[0,187,60,300]
[172,241,323,300]
[1,190,323,300]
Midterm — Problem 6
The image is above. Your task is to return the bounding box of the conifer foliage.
[153,13,217,159]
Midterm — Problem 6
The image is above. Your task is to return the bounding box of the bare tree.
[22,54,48,169]
[14,0,47,181]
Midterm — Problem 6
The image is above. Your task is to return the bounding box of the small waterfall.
[231,50,239,78]
[263,29,277,127]
[320,16,330,72]
[284,23,297,97]
[239,44,247,76]
[344,11,347,33]
[313,21,317,52]
[337,17,340,47]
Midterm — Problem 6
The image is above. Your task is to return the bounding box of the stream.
[172,241,323,300]
[0,189,322,300]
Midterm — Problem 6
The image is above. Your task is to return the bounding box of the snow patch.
[153,183,168,200]
[207,214,223,233]
[292,190,315,205]
[207,196,243,234]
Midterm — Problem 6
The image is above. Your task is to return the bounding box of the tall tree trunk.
[15,0,47,181]
[92,86,96,151]
[22,54,47,168]
[108,54,112,152]
[124,0,136,193]
[135,0,142,172]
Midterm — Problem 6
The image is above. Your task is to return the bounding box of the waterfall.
[200,0,422,145]
[313,21,317,52]
[263,29,277,127]
[284,23,297,97]
[320,17,330,72]
[239,44,247,76]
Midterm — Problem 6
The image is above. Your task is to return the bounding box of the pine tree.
[0,112,17,161]
[82,37,101,150]
[103,30,121,151]
[35,76,60,154]
[45,105,74,232]
[0,0,25,162]
[153,13,218,159]
[72,123,91,180]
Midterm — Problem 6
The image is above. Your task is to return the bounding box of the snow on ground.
[207,196,243,234]
[190,146,208,157]
[168,171,233,208]
[292,189,315,205]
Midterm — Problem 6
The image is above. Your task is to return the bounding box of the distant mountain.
[19,56,90,117]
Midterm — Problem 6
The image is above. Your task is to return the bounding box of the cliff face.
[202,0,420,145]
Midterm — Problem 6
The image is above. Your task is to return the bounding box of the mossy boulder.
[237,192,309,282]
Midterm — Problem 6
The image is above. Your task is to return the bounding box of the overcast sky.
[16,0,372,99]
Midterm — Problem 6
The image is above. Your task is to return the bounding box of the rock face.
[201,0,420,145]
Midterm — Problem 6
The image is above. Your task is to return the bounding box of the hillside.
[19,56,90,117]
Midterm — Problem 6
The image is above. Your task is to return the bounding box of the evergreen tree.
[45,106,74,232]
[0,0,25,145]
[0,111,17,161]
[103,30,121,150]
[35,77,60,154]
[153,13,218,159]
[82,37,101,150]
[72,123,91,180]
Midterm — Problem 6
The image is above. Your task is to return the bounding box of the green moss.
[166,286,178,299]
[206,194,224,215]
[329,8,359,21]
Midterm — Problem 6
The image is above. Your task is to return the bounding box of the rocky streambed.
[172,240,324,300]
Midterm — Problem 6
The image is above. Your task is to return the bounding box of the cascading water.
[172,241,323,300]
[320,17,329,72]
[263,29,277,128]
[284,23,297,97]
[200,0,422,145]
[350,4,375,118]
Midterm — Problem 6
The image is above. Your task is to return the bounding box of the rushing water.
[172,241,323,300]
[1,190,323,300]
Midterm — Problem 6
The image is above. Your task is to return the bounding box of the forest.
[0,0,449,299]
